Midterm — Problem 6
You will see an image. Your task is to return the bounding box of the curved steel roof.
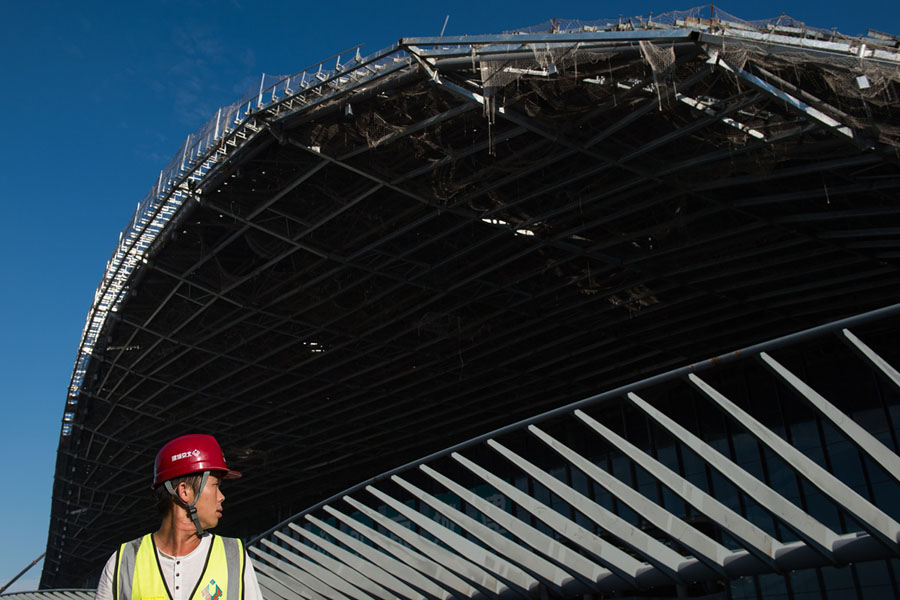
[43,6,900,590]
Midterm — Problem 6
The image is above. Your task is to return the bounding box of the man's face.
[191,473,225,529]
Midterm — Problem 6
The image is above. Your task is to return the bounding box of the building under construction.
[15,5,900,599]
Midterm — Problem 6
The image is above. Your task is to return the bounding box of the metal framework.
[245,303,900,598]
[41,5,900,593]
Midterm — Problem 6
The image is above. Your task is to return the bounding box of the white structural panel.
[625,391,840,558]
[483,439,680,582]
[760,351,900,487]
[569,410,772,567]
[340,495,494,597]
[237,304,900,599]
[231,304,900,599]
[689,373,900,554]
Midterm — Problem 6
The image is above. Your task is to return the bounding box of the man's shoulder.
[213,535,244,547]
[119,532,152,549]
[101,533,149,574]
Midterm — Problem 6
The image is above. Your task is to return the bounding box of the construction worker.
[95,434,263,600]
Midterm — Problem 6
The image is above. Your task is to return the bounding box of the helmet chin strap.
[164,470,210,536]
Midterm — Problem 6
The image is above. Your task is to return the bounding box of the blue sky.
[1,0,898,593]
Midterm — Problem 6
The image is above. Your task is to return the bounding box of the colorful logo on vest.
[201,579,222,600]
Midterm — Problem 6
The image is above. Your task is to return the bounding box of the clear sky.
[1,0,897,593]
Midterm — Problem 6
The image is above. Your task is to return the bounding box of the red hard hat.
[153,434,242,488]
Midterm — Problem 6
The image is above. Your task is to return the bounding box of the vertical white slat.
[765,343,900,486]
[250,553,325,600]
[456,444,682,582]
[340,495,495,597]
[844,328,900,391]
[417,463,618,591]
[299,516,427,600]
[365,485,538,597]
[626,391,838,558]
[391,473,579,593]
[543,416,733,573]
[259,538,373,600]
[573,405,782,566]
[307,511,436,600]
[273,530,395,600]
[453,448,660,585]
[256,572,300,600]
[690,372,900,554]
[251,545,350,600]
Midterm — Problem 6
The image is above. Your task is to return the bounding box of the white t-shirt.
[94,534,262,600]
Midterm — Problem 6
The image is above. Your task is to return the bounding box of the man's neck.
[153,513,205,557]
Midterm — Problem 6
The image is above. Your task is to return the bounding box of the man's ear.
[175,480,194,503]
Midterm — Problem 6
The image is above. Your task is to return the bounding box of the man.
[95,434,263,600]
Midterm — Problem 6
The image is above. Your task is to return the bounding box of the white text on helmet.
[171,449,202,462]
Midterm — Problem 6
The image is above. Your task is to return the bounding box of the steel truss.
[43,7,900,592]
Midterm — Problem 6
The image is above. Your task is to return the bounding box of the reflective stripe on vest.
[113,534,245,600]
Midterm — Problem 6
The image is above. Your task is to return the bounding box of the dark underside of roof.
[43,32,900,588]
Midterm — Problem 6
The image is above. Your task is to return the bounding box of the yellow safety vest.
[113,534,245,600]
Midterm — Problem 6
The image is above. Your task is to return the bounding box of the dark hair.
[154,473,204,517]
